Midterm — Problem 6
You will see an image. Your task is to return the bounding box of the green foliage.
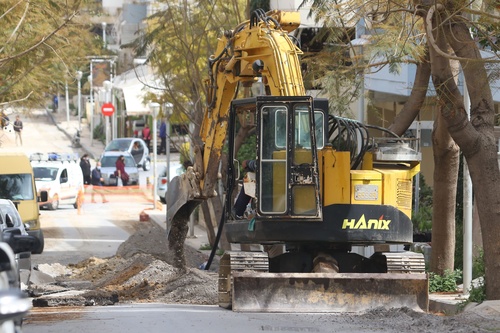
[467,281,486,304]
[429,269,462,293]
[412,173,433,232]
[199,243,212,250]
[93,122,105,144]
[460,250,486,305]
[472,250,485,279]
[0,0,102,108]
[236,134,256,161]
[178,142,191,167]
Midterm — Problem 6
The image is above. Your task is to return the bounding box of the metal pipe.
[463,77,472,296]
[65,80,70,126]
[76,71,82,131]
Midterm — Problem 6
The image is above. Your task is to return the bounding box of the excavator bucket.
[165,168,202,234]
[230,272,428,313]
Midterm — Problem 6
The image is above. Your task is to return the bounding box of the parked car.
[157,161,184,204]
[0,152,44,255]
[0,199,39,288]
[31,153,84,210]
[0,242,32,333]
[104,138,151,171]
[99,151,140,186]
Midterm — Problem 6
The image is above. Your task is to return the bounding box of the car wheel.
[49,195,59,210]
[143,158,151,171]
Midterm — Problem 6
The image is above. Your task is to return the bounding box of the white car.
[100,151,140,186]
[157,162,184,204]
[104,138,151,171]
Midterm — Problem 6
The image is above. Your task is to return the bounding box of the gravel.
[31,221,219,306]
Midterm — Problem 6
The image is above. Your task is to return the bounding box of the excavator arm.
[166,10,306,226]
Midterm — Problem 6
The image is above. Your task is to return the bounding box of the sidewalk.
[47,109,500,318]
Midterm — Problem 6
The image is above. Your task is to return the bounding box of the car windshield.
[101,155,136,168]
[33,167,58,181]
[0,202,22,227]
[0,174,35,200]
[105,140,132,152]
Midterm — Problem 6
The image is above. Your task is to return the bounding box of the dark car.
[104,138,151,171]
[0,199,39,288]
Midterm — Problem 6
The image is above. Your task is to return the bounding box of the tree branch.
[0,11,78,64]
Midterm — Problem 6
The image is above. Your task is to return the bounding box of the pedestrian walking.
[159,119,166,154]
[91,162,108,203]
[53,95,58,112]
[79,154,92,185]
[13,115,23,146]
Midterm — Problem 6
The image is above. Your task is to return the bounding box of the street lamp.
[102,22,107,49]
[88,74,94,146]
[103,80,112,145]
[65,79,70,127]
[76,71,83,131]
[149,102,160,210]
[165,103,173,188]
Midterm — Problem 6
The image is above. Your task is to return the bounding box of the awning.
[112,65,163,116]
[118,83,150,116]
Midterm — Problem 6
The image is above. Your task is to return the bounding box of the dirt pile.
[39,221,219,305]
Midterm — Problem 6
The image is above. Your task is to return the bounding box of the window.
[0,174,34,201]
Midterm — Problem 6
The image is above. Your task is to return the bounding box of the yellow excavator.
[166,9,428,313]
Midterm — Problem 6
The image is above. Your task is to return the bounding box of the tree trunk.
[388,50,431,136]
[426,11,461,274]
[445,21,500,299]
[429,113,459,274]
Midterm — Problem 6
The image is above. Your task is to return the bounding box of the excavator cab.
[220,96,429,313]
[226,96,323,222]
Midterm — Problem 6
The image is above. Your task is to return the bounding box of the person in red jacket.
[115,155,129,186]
[142,123,151,151]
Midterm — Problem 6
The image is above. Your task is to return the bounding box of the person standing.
[159,119,166,154]
[115,155,129,186]
[53,95,59,112]
[232,159,257,219]
[13,115,23,146]
[79,154,92,185]
[91,162,108,203]
[142,123,151,151]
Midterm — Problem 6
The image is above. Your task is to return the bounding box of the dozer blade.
[231,272,428,313]
[165,169,202,234]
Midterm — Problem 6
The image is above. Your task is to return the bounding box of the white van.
[30,153,84,210]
